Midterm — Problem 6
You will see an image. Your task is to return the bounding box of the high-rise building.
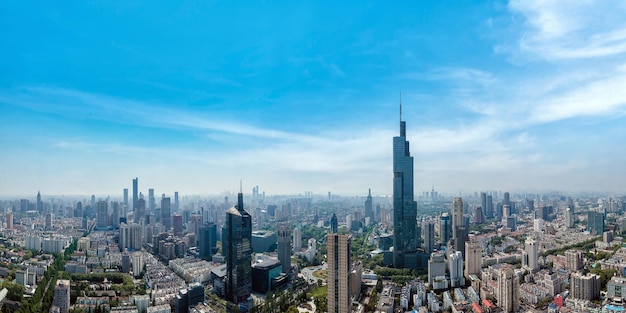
[121,252,131,273]
[111,202,120,229]
[364,189,373,222]
[135,198,146,224]
[172,214,183,235]
[174,191,179,212]
[523,238,539,271]
[223,190,252,304]
[565,207,574,228]
[473,207,484,225]
[422,221,435,254]
[571,272,600,301]
[161,197,172,230]
[6,211,13,229]
[277,224,292,274]
[198,223,217,258]
[53,279,71,313]
[448,251,465,288]
[327,233,352,313]
[293,226,302,251]
[588,211,604,236]
[96,200,109,229]
[37,191,43,213]
[497,267,519,313]
[393,107,418,269]
[566,250,584,272]
[486,195,493,219]
[133,177,138,212]
[119,223,143,251]
[480,192,487,218]
[331,213,338,233]
[148,188,155,212]
[123,188,129,209]
[503,192,510,208]
[439,213,451,247]
[428,251,446,287]
[465,240,482,279]
[452,197,468,256]
[132,252,144,278]
[45,213,53,230]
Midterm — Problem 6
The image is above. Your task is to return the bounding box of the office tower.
[174,191,179,212]
[497,267,519,313]
[6,211,13,229]
[198,223,217,258]
[134,198,146,224]
[96,200,109,229]
[503,192,510,208]
[448,251,465,288]
[133,177,138,212]
[428,251,446,286]
[161,197,172,230]
[506,216,517,231]
[565,208,574,228]
[486,195,493,219]
[53,279,71,313]
[392,107,418,269]
[364,189,373,222]
[331,213,338,233]
[148,188,155,212]
[37,191,43,213]
[20,199,29,213]
[422,221,435,254]
[523,238,538,271]
[121,252,131,273]
[566,250,584,271]
[439,213,451,246]
[480,192,487,218]
[527,199,535,212]
[111,202,120,229]
[465,241,482,278]
[473,207,484,225]
[502,205,511,219]
[277,224,292,274]
[452,197,468,256]
[45,213,53,230]
[571,272,600,301]
[293,226,302,251]
[223,189,252,304]
[124,188,129,208]
[327,233,352,313]
[588,211,604,236]
[172,214,183,235]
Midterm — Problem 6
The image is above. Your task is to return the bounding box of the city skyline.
[2,2,626,196]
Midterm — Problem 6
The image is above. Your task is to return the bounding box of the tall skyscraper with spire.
[132,177,138,212]
[393,100,419,269]
[364,189,373,222]
[223,185,252,305]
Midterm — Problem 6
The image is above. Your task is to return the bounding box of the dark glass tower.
[364,189,373,222]
[393,108,418,268]
[132,177,138,212]
[223,190,252,304]
[161,197,172,230]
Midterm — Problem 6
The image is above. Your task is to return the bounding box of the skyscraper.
[53,279,71,313]
[364,189,373,222]
[571,272,600,301]
[37,191,43,213]
[123,188,129,209]
[497,267,520,313]
[223,189,252,304]
[132,177,138,212]
[393,106,418,269]
[135,198,146,224]
[330,213,338,233]
[422,221,435,254]
[480,192,487,218]
[588,211,604,236]
[448,250,465,288]
[439,213,451,247]
[96,200,109,229]
[277,224,292,274]
[565,207,574,228]
[465,241,482,278]
[161,197,172,230]
[174,191,179,212]
[148,188,155,212]
[198,223,217,258]
[523,238,538,272]
[327,233,352,313]
[452,197,468,256]
[293,226,302,251]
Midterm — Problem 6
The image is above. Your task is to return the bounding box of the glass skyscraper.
[223,190,252,304]
[393,113,419,268]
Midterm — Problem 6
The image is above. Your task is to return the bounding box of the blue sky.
[1,1,626,197]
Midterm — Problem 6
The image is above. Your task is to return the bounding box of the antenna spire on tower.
[399,91,402,122]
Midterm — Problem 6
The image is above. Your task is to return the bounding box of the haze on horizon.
[1,1,626,197]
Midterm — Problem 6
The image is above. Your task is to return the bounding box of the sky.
[1,1,626,197]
